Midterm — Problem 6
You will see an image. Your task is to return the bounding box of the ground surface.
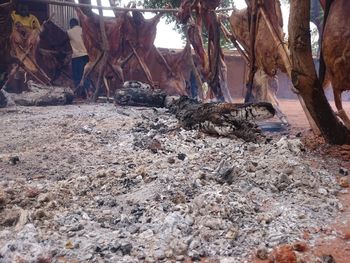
[0,100,349,262]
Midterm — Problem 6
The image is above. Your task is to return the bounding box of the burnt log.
[114,81,166,107]
[169,97,274,142]
[114,84,275,142]
[169,96,275,125]
[4,81,74,107]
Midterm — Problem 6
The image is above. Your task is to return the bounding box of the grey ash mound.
[0,104,343,262]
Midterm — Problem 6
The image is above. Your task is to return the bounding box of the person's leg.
[71,57,80,88]
[80,56,91,96]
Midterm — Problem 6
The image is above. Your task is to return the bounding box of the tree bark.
[288,0,350,144]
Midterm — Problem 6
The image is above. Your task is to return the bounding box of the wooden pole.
[154,48,174,77]
[259,7,292,74]
[30,0,237,13]
[318,0,333,85]
[17,45,52,85]
[0,0,12,8]
[92,0,109,101]
[289,0,350,144]
[259,6,321,134]
[32,0,179,12]
[220,21,250,64]
[245,0,258,103]
[128,41,155,87]
[184,26,204,100]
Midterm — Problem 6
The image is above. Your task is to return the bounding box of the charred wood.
[114,82,166,108]
[114,84,275,142]
[3,81,74,107]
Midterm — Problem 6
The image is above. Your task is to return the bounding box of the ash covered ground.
[0,104,346,262]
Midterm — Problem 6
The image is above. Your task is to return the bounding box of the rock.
[256,246,269,260]
[321,255,336,263]
[37,256,52,263]
[65,240,74,249]
[137,251,146,260]
[38,193,51,203]
[339,177,349,188]
[343,231,350,240]
[275,173,291,191]
[177,153,186,161]
[247,145,257,152]
[81,253,93,261]
[318,188,328,195]
[109,242,121,253]
[25,187,40,198]
[270,245,297,263]
[170,239,188,255]
[216,167,236,185]
[284,167,294,175]
[154,249,166,260]
[276,137,304,154]
[0,187,6,208]
[148,139,162,153]
[120,242,133,255]
[339,167,349,176]
[203,218,225,230]
[167,157,175,164]
[225,227,239,240]
[139,229,154,239]
[8,156,20,165]
[34,209,47,220]
[188,250,200,260]
[258,213,274,224]
[292,241,308,252]
[1,209,20,226]
[69,224,84,232]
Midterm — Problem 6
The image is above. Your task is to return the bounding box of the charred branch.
[114,84,275,142]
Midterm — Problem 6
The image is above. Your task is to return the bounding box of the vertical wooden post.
[259,6,321,134]
[184,26,204,100]
[318,0,333,85]
[93,0,109,101]
[244,0,258,103]
[289,0,350,144]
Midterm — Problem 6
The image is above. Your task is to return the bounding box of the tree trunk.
[288,0,350,144]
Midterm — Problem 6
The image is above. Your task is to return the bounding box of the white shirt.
[67,26,88,58]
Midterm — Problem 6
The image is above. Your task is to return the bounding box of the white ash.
[0,104,342,262]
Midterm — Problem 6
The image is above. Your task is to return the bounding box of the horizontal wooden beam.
[0,0,13,8]
[29,0,236,14]
[31,0,179,13]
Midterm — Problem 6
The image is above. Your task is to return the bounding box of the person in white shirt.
[67,18,89,97]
